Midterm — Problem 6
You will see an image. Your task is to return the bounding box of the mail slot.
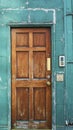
[47,58,51,71]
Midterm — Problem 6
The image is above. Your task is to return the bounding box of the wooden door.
[11,28,51,129]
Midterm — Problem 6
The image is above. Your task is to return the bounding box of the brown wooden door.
[11,28,52,129]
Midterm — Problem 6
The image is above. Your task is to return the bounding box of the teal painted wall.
[64,0,73,130]
[0,0,72,130]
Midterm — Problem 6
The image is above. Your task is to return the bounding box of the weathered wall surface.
[0,0,71,130]
[64,0,73,130]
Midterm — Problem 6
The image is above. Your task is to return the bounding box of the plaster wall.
[0,0,70,130]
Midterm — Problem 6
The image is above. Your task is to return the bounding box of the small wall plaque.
[56,73,64,81]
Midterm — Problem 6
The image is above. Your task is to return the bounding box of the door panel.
[33,88,46,120]
[11,28,51,129]
[16,52,29,78]
[33,32,46,47]
[16,32,29,47]
[16,88,29,120]
[33,51,46,78]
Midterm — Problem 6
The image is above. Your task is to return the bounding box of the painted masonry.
[0,0,73,130]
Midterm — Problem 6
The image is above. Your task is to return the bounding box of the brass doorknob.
[46,81,51,86]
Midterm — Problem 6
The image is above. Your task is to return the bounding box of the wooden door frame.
[9,24,56,130]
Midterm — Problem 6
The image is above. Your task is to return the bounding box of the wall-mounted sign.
[56,73,64,82]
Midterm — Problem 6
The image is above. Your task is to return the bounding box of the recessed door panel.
[33,51,46,78]
[16,87,29,120]
[33,88,46,120]
[16,33,29,47]
[16,51,29,78]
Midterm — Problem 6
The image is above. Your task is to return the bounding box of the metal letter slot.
[47,58,51,71]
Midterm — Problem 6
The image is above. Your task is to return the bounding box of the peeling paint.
[28,14,31,23]
[2,7,56,24]
[2,7,25,11]
[52,124,56,130]
[0,1,65,130]
[0,77,2,82]
[26,1,29,5]
[55,8,61,11]
[0,24,5,26]
[1,11,4,14]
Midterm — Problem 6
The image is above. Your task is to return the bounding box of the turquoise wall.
[0,0,72,130]
[64,0,73,130]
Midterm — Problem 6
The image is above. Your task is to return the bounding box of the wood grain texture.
[16,33,29,47]
[33,88,46,120]
[16,80,46,87]
[16,88,29,120]
[33,51,46,78]
[33,32,46,47]
[12,29,17,126]
[11,28,51,129]
[16,52,29,78]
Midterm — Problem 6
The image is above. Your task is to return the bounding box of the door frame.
[8,24,56,130]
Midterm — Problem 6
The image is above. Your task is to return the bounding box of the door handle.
[46,81,51,86]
